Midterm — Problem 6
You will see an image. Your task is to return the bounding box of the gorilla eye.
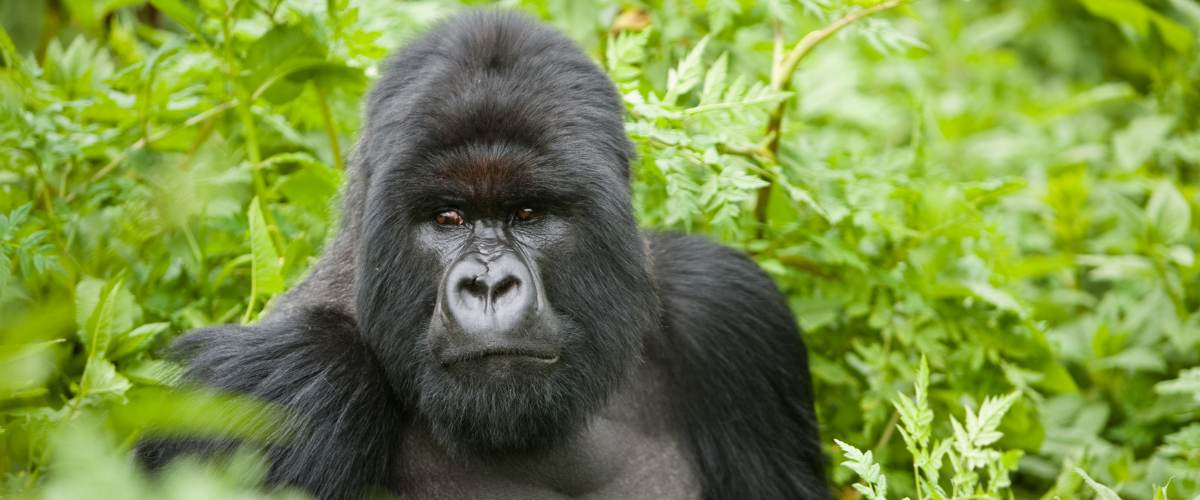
[435,209,465,226]
[513,207,543,222]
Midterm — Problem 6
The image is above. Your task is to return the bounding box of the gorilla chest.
[396,374,700,499]
[398,418,697,499]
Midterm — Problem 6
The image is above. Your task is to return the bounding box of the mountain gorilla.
[138,10,826,500]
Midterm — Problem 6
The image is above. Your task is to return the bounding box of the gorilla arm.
[135,308,403,500]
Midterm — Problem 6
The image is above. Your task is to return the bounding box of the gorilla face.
[353,17,659,452]
[359,143,654,453]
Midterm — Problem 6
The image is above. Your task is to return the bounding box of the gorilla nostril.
[459,275,488,299]
[492,276,519,300]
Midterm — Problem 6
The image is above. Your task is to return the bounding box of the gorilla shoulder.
[647,232,826,500]
[649,233,796,342]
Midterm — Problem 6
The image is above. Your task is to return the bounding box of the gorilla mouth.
[438,347,560,367]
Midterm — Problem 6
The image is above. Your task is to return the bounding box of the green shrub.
[1,0,1197,498]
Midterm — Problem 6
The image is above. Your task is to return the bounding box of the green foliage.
[841,357,1024,499]
[1,0,1198,498]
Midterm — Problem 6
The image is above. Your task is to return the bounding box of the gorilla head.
[351,13,659,453]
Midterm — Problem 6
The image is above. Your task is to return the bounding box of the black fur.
[138,11,826,500]
[650,234,826,498]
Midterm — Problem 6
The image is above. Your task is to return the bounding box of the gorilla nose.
[457,273,521,307]
[444,253,537,339]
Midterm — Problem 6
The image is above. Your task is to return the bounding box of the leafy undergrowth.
[1,0,1198,498]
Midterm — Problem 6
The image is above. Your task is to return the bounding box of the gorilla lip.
[438,347,560,367]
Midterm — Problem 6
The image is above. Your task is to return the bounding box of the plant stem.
[753,0,906,234]
[222,2,286,255]
[81,100,236,189]
[770,0,907,93]
[315,84,345,170]
[243,282,257,324]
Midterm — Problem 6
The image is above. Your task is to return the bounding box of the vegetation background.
[1,0,1197,498]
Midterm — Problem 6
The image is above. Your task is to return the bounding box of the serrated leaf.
[665,35,710,103]
[700,53,728,105]
[835,439,888,499]
[707,0,741,33]
[248,197,284,295]
[970,392,1020,447]
[724,74,749,103]
[606,29,649,85]
[895,356,934,453]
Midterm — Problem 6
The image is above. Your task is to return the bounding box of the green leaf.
[895,356,934,454]
[834,439,888,500]
[967,392,1020,447]
[272,152,343,213]
[110,322,171,360]
[0,339,63,394]
[605,29,649,85]
[244,24,327,104]
[1146,181,1191,244]
[122,358,183,386]
[277,172,340,214]
[1156,367,1200,402]
[148,0,204,37]
[248,197,284,296]
[1154,479,1174,500]
[78,358,132,404]
[1113,115,1173,170]
[108,387,283,443]
[707,0,741,34]
[700,52,728,106]
[1079,0,1194,52]
[966,282,1025,316]
[295,62,367,91]
[1096,347,1168,373]
[73,277,104,332]
[80,278,140,360]
[75,277,141,356]
[665,35,710,104]
[1076,467,1123,500]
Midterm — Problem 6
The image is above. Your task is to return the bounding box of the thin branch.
[776,254,833,278]
[771,0,906,91]
[873,410,900,451]
[79,100,237,190]
[771,19,785,72]
[717,140,775,162]
[753,0,907,234]
[315,84,345,171]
